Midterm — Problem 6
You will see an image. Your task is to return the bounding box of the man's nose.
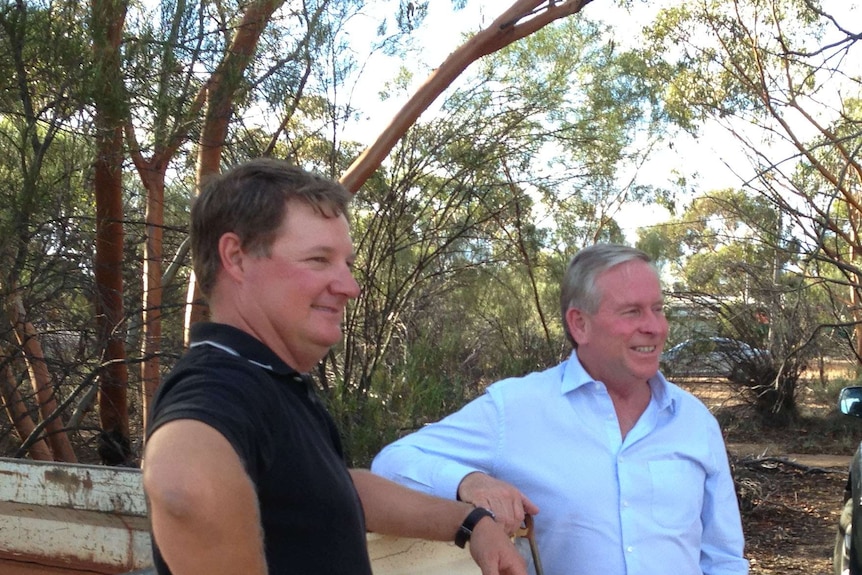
[335,267,361,299]
[643,309,667,333]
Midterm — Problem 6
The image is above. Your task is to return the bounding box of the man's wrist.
[456,470,485,502]
[454,506,496,548]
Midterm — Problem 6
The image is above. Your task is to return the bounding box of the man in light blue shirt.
[372,244,748,575]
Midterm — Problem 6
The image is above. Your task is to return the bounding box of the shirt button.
[627,546,634,553]
[622,500,629,507]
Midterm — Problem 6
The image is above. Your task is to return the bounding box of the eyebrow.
[304,244,356,261]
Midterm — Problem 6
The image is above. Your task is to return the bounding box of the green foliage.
[655,190,779,291]
[643,0,829,128]
[640,0,862,418]
[326,16,686,458]
[3,0,856,459]
[463,17,679,248]
[0,1,91,115]
[647,185,851,423]
[329,256,567,466]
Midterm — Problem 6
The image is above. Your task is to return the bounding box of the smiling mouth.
[312,304,341,315]
[633,346,657,353]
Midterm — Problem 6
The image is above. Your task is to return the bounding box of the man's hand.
[469,514,528,575]
[458,472,539,536]
[350,469,527,574]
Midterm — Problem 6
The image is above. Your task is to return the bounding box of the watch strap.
[454,507,496,548]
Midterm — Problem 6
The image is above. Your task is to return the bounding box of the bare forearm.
[350,468,472,540]
[353,469,528,575]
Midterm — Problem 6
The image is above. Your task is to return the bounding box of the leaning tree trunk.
[851,231,862,367]
[339,0,594,194]
[8,293,77,462]
[0,359,54,461]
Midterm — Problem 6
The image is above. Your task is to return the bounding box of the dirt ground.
[687,380,857,575]
[731,448,847,575]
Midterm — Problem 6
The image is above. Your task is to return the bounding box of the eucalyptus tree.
[330,15,679,463]
[133,0,426,331]
[0,0,94,461]
[335,108,552,462]
[122,0,400,437]
[90,0,134,465]
[784,100,862,361]
[0,0,417,463]
[640,189,815,422]
[122,0,302,415]
[640,0,862,363]
[340,0,599,193]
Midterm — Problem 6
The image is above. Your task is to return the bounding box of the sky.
[342,0,742,241]
[342,0,859,243]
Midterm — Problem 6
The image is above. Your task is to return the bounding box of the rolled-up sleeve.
[371,391,502,500]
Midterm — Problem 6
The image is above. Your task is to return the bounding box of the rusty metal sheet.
[0,458,152,573]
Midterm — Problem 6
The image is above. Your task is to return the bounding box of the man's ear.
[566,307,588,345]
[218,232,246,283]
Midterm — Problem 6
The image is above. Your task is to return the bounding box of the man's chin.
[315,328,344,349]
[634,363,660,380]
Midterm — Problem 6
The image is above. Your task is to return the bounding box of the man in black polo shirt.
[143,158,525,575]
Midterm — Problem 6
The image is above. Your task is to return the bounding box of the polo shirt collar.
[188,322,302,377]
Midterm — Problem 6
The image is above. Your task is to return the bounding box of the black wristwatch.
[454,507,496,548]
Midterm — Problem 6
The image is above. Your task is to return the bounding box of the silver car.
[660,337,770,382]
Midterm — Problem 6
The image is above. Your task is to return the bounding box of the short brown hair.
[190,158,352,298]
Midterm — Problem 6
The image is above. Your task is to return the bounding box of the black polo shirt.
[148,322,372,574]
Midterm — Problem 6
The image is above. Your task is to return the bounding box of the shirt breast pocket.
[648,459,705,529]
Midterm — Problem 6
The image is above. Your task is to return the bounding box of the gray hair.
[560,244,656,346]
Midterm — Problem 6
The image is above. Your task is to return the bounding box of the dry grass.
[676,358,862,456]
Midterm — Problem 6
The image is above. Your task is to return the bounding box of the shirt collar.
[188,322,302,377]
[560,350,678,414]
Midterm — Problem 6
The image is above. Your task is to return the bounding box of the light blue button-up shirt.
[371,352,748,575]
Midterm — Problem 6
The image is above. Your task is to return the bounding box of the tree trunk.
[850,215,862,368]
[8,294,77,462]
[93,127,132,465]
[91,0,132,466]
[137,165,166,423]
[123,0,208,419]
[184,0,286,339]
[0,361,54,461]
